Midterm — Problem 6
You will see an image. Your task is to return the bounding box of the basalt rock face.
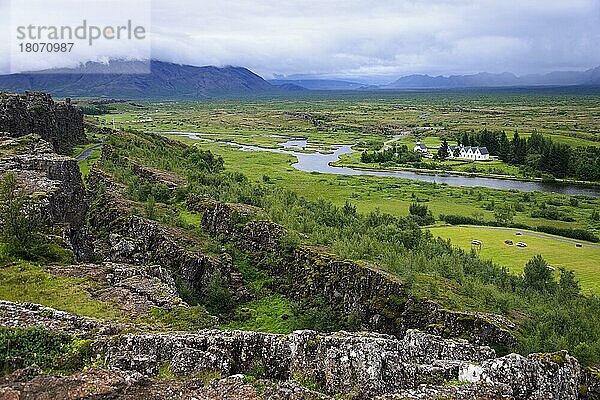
[0,135,93,261]
[1,298,596,400]
[188,197,516,349]
[0,92,84,154]
[99,329,494,398]
[95,329,592,400]
[86,170,248,301]
[459,352,584,399]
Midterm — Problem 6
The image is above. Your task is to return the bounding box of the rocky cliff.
[86,169,248,301]
[188,196,516,349]
[0,134,93,260]
[0,92,85,154]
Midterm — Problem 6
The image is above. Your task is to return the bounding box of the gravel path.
[75,142,103,162]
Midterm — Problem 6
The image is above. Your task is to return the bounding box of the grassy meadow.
[84,89,600,291]
[428,225,600,294]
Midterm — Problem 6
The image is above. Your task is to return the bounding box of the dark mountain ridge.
[0,60,279,98]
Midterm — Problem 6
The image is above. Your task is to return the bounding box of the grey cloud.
[1,0,599,81]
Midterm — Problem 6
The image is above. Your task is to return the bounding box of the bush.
[531,206,575,222]
[536,225,599,243]
[440,214,483,226]
[0,327,92,375]
[0,173,71,263]
[494,204,515,225]
[409,202,435,226]
[523,255,556,293]
[203,269,235,316]
[292,297,340,333]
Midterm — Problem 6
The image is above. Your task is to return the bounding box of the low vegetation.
[0,327,93,375]
[94,129,600,365]
[0,172,72,264]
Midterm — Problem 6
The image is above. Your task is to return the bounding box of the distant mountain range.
[0,60,599,98]
[271,67,600,90]
[268,79,366,90]
[0,60,291,98]
[383,67,600,89]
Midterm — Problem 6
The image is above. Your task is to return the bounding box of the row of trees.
[458,130,600,180]
[360,144,422,164]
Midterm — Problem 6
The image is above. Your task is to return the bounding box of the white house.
[413,140,428,153]
[449,145,490,161]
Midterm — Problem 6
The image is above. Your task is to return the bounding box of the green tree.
[342,200,356,216]
[523,255,556,293]
[203,269,235,315]
[558,268,580,298]
[493,204,515,225]
[437,139,449,160]
[409,202,435,226]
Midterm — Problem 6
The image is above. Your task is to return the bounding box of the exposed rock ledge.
[0,134,93,261]
[97,329,588,399]
[2,299,596,399]
[0,300,125,337]
[0,91,85,154]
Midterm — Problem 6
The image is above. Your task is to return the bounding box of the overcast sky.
[2,0,600,82]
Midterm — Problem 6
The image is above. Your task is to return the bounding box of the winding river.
[161,132,600,197]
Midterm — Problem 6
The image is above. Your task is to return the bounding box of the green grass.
[186,141,599,229]
[0,263,123,320]
[428,225,600,294]
[92,89,600,150]
[147,306,216,331]
[177,208,202,227]
[78,147,102,180]
[220,295,297,334]
[395,134,453,149]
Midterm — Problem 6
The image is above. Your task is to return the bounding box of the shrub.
[523,255,556,294]
[409,202,435,226]
[292,297,339,333]
[531,206,575,222]
[494,204,515,225]
[0,327,92,375]
[203,269,235,315]
[440,214,483,226]
[536,225,599,243]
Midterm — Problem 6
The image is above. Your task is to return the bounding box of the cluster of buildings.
[413,140,490,161]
